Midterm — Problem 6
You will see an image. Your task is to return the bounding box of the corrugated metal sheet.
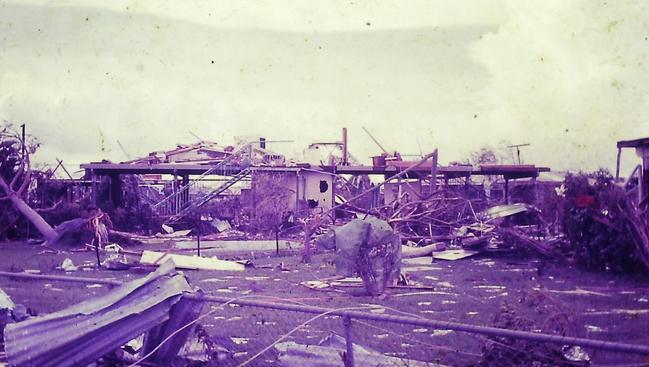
[4,261,203,367]
[480,203,534,221]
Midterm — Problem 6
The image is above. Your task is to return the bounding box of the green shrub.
[562,169,647,274]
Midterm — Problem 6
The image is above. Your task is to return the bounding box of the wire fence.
[2,271,648,366]
[184,295,649,367]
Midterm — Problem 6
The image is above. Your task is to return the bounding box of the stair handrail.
[167,167,252,223]
[152,141,255,211]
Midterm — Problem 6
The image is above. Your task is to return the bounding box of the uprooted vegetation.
[95,174,162,233]
[561,170,649,274]
[479,291,586,367]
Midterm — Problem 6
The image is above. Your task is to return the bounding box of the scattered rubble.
[3,124,649,366]
[175,324,234,365]
[0,288,29,346]
[478,291,584,367]
[275,333,442,367]
[433,249,479,261]
[59,258,78,272]
[139,250,246,271]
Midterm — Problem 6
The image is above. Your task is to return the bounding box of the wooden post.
[532,174,538,204]
[109,174,122,208]
[295,171,300,212]
[642,148,649,205]
[302,221,312,263]
[397,176,402,205]
[343,316,355,367]
[181,175,189,208]
[331,172,337,221]
[251,170,257,230]
[90,169,97,206]
[197,211,201,257]
[94,239,101,268]
[275,226,280,256]
[616,147,622,181]
[342,127,349,166]
[172,169,179,214]
[429,148,438,194]
[20,123,26,160]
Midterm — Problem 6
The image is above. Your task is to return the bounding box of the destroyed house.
[79,134,550,228]
[123,141,233,165]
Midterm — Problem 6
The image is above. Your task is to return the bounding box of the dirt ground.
[1,240,648,366]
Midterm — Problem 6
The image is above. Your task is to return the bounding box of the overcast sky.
[1,0,648,176]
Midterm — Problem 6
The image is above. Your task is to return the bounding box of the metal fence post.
[343,316,355,367]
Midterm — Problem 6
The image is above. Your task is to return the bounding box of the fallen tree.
[0,123,56,241]
[0,123,112,249]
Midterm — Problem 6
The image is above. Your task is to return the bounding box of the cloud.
[470,0,649,172]
[9,0,504,31]
[6,1,646,176]
[0,2,495,171]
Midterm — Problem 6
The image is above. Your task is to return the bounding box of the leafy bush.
[97,175,161,233]
[562,169,648,274]
[251,171,295,231]
[479,291,581,367]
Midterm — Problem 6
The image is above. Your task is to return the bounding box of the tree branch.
[16,166,31,196]
[16,153,32,196]
[9,158,24,191]
[35,200,63,213]
[0,175,10,194]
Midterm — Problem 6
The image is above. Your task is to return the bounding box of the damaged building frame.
[77,132,550,226]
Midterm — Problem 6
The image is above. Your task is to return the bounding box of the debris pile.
[45,210,112,249]
[334,191,558,265]
[275,333,434,367]
[562,170,649,273]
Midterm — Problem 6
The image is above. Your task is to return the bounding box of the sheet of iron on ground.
[317,217,402,296]
[3,261,203,367]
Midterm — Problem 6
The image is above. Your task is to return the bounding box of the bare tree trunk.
[1,184,56,241]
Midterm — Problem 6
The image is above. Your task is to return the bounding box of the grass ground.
[0,240,648,366]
